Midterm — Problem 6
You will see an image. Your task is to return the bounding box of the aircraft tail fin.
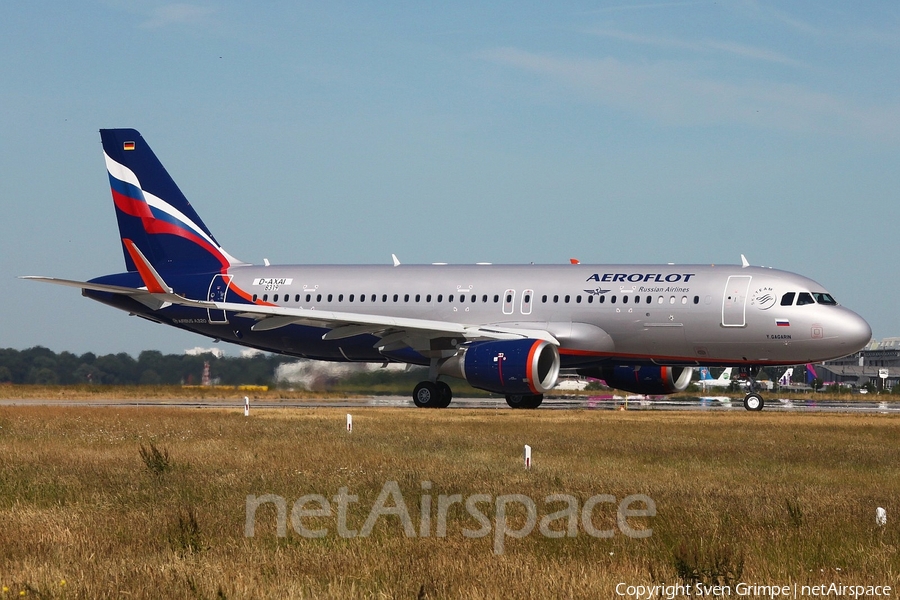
[718,367,732,382]
[778,368,794,386]
[699,367,712,381]
[100,128,242,274]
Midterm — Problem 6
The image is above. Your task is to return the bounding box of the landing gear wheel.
[413,382,439,408]
[523,394,543,409]
[505,394,543,409]
[743,392,764,411]
[435,381,452,408]
[505,394,526,408]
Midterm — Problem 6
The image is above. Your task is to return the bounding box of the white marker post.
[524,444,532,470]
[347,413,353,433]
[877,507,887,527]
[244,396,249,417]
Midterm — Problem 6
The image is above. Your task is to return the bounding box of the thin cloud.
[479,46,900,139]
[140,4,216,29]
[590,28,806,68]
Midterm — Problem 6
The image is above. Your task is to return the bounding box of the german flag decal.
[123,141,135,151]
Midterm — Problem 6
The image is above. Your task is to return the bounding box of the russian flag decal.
[776,319,790,327]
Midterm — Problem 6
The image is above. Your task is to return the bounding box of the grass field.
[1,405,898,599]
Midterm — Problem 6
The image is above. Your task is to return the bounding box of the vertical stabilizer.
[100,128,241,273]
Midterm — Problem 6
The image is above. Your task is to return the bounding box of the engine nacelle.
[584,365,693,395]
[458,339,560,395]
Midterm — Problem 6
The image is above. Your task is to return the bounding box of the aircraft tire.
[435,381,452,408]
[743,392,764,411]
[506,394,543,409]
[413,382,439,408]
[505,394,526,408]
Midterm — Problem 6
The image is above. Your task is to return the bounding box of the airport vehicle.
[25,129,872,411]
[698,367,733,389]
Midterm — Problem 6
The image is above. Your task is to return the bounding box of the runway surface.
[0,396,897,413]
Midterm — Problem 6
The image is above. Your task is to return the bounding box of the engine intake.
[459,339,560,395]
[582,365,693,395]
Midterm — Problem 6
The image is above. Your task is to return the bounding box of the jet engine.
[455,339,560,395]
[581,365,693,395]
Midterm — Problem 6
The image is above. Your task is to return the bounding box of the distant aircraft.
[24,129,872,411]
[698,367,733,389]
[778,368,795,387]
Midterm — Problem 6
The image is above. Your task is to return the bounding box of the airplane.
[697,367,733,389]
[23,129,873,411]
[778,368,794,387]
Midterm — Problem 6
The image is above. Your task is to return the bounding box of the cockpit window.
[796,292,815,306]
[812,292,837,306]
[780,292,795,306]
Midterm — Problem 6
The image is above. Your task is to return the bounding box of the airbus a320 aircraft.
[25,129,872,411]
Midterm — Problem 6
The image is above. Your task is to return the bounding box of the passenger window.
[693,296,699,304]
[542,295,548,303]
[273,294,279,302]
[553,295,559,303]
[404,294,410,302]
[252,294,258,302]
[611,296,617,304]
[328,294,333,302]
[263,294,268,302]
[599,295,605,304]
[338,294,343,302]
[634,296,640,304]
[587,295,594,304]
[306,294,311,302]
[415,294,421,302]
[317,294,322,302]
[349,294,354,302]
[622,295,628,304]
[658,296,663,304]
[371,294,376,302]
[681,296,687,305]
[393,294,398,302]
[382,294,387,302]
[471,294,476,303]
[564,295,570,303]
[426,294,432,302]
[482,295,488,302]
[797,292,815,306]
[506,294,513,303]
[449,294,454,302]
[780,292,795,306]
[669,296,675,304]
[493,295,499,303]
[359,294,365,302]
[576,295,581,303]
[646,296,652,304]
[437,294,443,302]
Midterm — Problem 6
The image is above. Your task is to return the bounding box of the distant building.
[819,338,900,388]
[184,347,224,358]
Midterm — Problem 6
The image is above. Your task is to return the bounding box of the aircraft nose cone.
[842,310,872,351]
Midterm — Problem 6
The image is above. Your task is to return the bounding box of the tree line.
[0,347,297,386]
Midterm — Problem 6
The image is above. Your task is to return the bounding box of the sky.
[2,1,899,356]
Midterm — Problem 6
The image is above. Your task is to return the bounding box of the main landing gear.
[740,366,765,412]
[412,381,452,408]
[505,394,543,409]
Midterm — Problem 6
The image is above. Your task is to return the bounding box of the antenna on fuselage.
[740,254,750,268]
[391,254,401,267]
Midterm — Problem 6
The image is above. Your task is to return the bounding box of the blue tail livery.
[101,128,241,274]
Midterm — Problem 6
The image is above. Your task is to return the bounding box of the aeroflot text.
[615,582,892,599]
[587,273,696,283]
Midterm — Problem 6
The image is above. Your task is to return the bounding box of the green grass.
[0,407,898,598]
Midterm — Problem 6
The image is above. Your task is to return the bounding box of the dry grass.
[0,406,898,598]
